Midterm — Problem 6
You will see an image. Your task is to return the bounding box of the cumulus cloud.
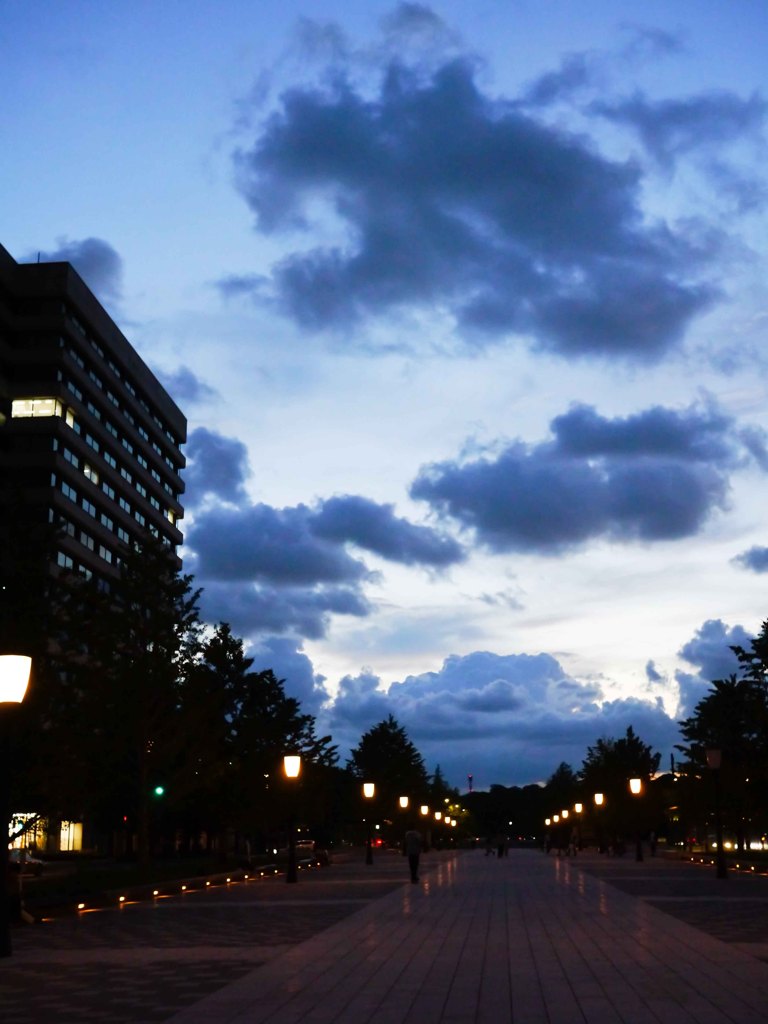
[312,494,464,566]
[184,428,252,507]
[733,545,768,573]
[230,48,719,360]
[159,366,219,406]
[248,635,330,715]
[199,580,371,642]
[411,400,761,554]
[592,90,766,169]
[188,503,372,585]
[323,650,679,786]
[675,618,752,716]
[182,430,464,641]
[30,236,123,306]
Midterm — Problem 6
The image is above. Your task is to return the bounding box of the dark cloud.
[733,546,768,573]
[411,401,758,553]
[199,581,371,642]
[159,367,219,406]
[312,494,464,566]
[521,52,597,107]
[592,90,766,168]
[675,618,752,716]
[184,428,251,507]
[29,236,123,305]
[188,503,371,585]
[248,635,330,714]
[232,55,717,360]
[216,272,268,301]
[323,650,678,787]
[645,660,664,683]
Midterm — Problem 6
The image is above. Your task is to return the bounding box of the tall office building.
[0,242,185,587]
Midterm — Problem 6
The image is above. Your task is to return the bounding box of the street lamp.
[283,754,301,884]
[363,782,375,864]
[593,793,605,853]
[1,655,32,958]
[399,795,409,810]
[629,778,643,861]
[705,749,728,880]
[419,804,429,816]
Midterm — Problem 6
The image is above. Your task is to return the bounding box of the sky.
[3,0,768,790]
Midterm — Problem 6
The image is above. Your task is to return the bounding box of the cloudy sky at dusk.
[4,1,768,789]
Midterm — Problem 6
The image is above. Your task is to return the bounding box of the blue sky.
[4,1,768,788]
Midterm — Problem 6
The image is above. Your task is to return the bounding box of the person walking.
[403,824,423,883]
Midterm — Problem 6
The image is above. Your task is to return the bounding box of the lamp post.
[283,754,301,884]
[705,749,728,880]
[594,793,604,853]
[629,778,643,862]
[363,782,375,864]
[1,655,32,958]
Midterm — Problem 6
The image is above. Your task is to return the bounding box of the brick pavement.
[4,848,768,1022]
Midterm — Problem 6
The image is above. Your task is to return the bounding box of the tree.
[581,727,661,848]
[347,715,429,809]
[46,537,203,861]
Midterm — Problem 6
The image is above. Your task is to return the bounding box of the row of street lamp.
[281,757,461,880]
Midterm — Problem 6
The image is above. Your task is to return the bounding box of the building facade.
[0,242,185,586]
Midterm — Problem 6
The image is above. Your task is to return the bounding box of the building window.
[134,510,146,526]
[86,401,101,421]
[67,381,83,401]
[82,498,96,518]
[84,463,99,484]
[57,551,74,569]
[62,482,77,503]
[85,433,100,452]
[104,451,117,468]
[98,545,113,564]
[136,482,147,498]
[63,448,79,468]
[105,420,118,438]
[119,496,131,513]
[100,512,114,530]
[102,481,116,500]
[120,466,132,483]
[11,397,63,418]
[122,437,134,455]
[80,531,95,551]
[117,526,130,544]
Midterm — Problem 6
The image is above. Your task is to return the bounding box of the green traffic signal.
[153,785,165,797]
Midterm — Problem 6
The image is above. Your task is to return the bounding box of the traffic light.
[153,785,165,798]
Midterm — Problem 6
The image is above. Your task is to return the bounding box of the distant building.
[0,241,185,586]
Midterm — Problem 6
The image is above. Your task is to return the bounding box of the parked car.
[8,849,45,876]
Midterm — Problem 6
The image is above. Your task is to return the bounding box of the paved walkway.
[4,848,768,1022]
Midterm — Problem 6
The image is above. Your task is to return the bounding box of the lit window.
[165,508,176,525]
[84,463,99,484]
[11,397,63,418]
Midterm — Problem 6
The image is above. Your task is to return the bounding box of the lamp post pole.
[629,778,644,862]
[0,655,32,958]
[283,755,301,884]
[363,782,375,864]
[706,749,728,880]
